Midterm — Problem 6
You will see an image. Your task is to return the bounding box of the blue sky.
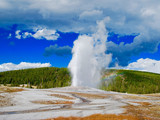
[0,0,160,73]
[0,27,78,67]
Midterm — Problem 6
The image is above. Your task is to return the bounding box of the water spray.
[68,18,112,88]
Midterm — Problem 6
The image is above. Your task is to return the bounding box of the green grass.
[0,67,160,94]
[100,69,160,94]
[0,67,71,88]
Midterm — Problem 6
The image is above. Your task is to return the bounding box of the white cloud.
[141,8,156,17]
[1,0,160,33]
[0,0,11,9]
[1,0,160,41]
[3,0,160,47]
[22,32,32,39]
[79,10,103,20]
[15,30,21,39]
[0,62,51,72]
[32,28,59,40]
[15,28,59,40]
[126,58,160,74]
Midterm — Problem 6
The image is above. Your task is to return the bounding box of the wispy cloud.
[0,62,51,72]
[15,28,59,40]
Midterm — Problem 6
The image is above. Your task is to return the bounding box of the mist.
[68,18,112,88]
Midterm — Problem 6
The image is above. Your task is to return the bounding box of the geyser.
[68,18,112,88]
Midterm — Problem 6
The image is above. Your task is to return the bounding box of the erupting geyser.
[68,18,112,88]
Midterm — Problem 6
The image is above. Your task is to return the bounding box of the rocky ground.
[0,86,160,120]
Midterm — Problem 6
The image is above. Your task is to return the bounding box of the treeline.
[101,69,160,94]
[1,67,160,94]
[0,67,71,88]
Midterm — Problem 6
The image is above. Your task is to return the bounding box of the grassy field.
[0,67,160,94]
[101,69,160,94]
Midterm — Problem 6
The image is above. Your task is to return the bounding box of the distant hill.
[101,69,160,94]
[0,67,160,94]
[0,67,71,88]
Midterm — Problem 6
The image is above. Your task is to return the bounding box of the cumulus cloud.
[15,30,21,39]
[15,28,59,40]
[1,0,159,33]
[22,32,32,39]
[43,44,72,57]
[79,10,103,21]
[126,58,160,74]
[0,62,51,72]
[32,28,59,40]
[0,0,10,9]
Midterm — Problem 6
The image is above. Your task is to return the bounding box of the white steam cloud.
[68,18,112,88]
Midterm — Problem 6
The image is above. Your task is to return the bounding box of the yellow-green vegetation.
[0,67,71,88]
[101,69,160,94]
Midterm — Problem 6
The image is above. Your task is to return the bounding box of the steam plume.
[68,18,112,88]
